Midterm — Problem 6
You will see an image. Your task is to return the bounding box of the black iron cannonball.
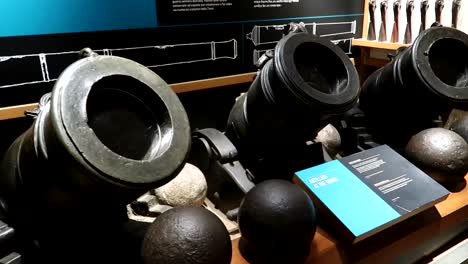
[237,180,317,264]
[405,128,468,188]
[141,207,232,264]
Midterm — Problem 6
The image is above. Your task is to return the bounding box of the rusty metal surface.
[391,0,401,43]
[406,128,468,188]
[404,0,415,44]
[379,0,389,42]
[368,0,377,40]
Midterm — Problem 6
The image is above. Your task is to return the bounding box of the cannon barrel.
[225,32,360,181]
[360,27,468,148]
[0,51,191,262]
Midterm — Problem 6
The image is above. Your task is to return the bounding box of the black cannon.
[358,26,468,149]
[336,27,468,190]
[0,49,191,263]
[190,27,361,212]
[224,32,360,182]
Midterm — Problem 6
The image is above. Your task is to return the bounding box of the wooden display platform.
[230,175,468,264]
[0,72,257,121]
[352,38,410,71]
[352,39,410,51]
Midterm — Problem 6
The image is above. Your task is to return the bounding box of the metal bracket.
[193,129,255,192]
[255,49,274,69]
[336,107,380,153]
[190,129,255,213]
[24,93,51,119]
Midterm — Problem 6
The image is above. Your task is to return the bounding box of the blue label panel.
[296,160,401,237]
[0,0,158,37]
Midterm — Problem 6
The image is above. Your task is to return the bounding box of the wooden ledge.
[352,39,410,50]
[171,72,256,93]
[0,72,257,121]
[0,103,38,121]
[231,174,468,264]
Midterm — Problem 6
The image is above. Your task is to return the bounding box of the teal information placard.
[295,145,449,243]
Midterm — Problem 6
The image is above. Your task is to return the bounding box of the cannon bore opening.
[429,38,468,87]
[87,75,171,160]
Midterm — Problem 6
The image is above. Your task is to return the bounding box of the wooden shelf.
[0,72,257,121]
[0,103,38,121]
[353,38,410,50]
[231,175,468,264]
[171,72,256,93]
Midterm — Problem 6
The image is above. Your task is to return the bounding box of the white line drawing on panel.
[246,25,289,46]
[316,21,357,37]
[330,37,354,54]
[246,21,356,46]
[0,39,238,89]
[252,37,354,65]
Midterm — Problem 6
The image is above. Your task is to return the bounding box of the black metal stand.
[189,128,326,214]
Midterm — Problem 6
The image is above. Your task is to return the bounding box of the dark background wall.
[0,0,364,155]
[0,0,363,106]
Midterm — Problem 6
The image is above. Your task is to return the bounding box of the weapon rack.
[353,0,467,81]
[353,0,411,83]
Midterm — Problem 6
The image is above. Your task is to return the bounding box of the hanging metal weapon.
[452,0,462,28]
[420,0,429,33]
[404,0,415,44]
[379,0,389,41]
[436,0,445,24]
[392,0,401,43]
[368,0,377,40]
